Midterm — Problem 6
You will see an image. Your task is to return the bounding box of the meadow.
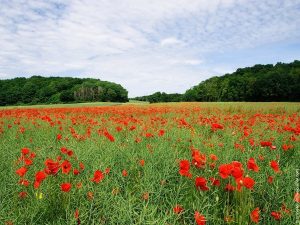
[0,102,299,225]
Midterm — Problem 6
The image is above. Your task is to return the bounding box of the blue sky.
[0,0,300,97]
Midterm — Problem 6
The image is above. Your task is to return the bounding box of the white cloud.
[0,0,299,97]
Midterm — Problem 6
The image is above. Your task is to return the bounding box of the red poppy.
[73,169,80,175]
[139,159,145,167]
[19,179,30,186]
[179,160,192,177]
[61,182,72,192]
[35,171,46,182]
[219,164,233,179]
[57,134,62,141]
[271,211,281,220]
[211,123,223,131]
[267,176,273,183]
[105,167,110,174]
[60,147,68,154]
[122,169,128,177]
[74,208,79,219]
[192,150,206,168]
[61,160,72,174]
[24,158,33,166]
[21,148,30,155]
[195,177,209,191]
[158,129,165,136]
[194,211,206,225]
[231,164,244,179]
[260,141,272,147]
[19,191,27,198]
[243,177,255,190]
[34,170,47,189]
[210,154,218,161]
[79,162,85,171]
[44,159,60,175]
[173,205,184,214]
[250,207,260,223]
[16,167,27,177]
[209,177,220,186]
[91,170,104,183]
[247,158,259,172]
[270,160,280,173]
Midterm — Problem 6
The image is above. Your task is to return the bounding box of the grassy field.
[0,102,299,224]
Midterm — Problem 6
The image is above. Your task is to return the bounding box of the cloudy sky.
[0,0,300,97]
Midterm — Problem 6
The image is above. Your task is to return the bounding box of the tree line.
[132,60,300,103]
[0,76,128,106]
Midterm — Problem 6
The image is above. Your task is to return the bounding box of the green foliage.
[133,60,300,102]
[0,76,128,106]
[184,60,300,102]
[133,92,183,103]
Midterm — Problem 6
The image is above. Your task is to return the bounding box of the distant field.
[0,102,299,224]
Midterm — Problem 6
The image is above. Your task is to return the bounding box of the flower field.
[0,102,299,225]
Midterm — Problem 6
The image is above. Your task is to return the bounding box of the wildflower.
[250,207,260,223]
[194,211,206,225]
[91,170,104,183]
[61,182,72,192]
[195,177,209,191]
[173,205,184,214]
[247,158,259,172]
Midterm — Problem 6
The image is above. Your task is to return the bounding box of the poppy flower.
[250,207,260,223]
[247,158,259,172]
[139,159,145,167]
[57,134,62,141]
[105,167,110,174]
[194,211,206,225]
[211,123,223,131]
[34,171,47,189]
[44,159,60,175]
[271,211,281,220]
[24,158,33,166]
[61,160,72,174]
[16,167,27,177]
[219,164,233,179]
[61,182,72,192]
[260,141,272,147]
[73,169,80,175]
[209,177,220,186]
[173,204,184,214]
[195,177,209,191]
[21,148,30,155]
[60,147,68,154]
[179,160,192,177]
[91,170,104,183]
[267,176,273,183]
[270,160,280,173]
[210,154,218,161]
[19,179,30,186]
[19,191,27,198]
[122,169,128,177]
[243,177,255,190]
[192,150,206,168]
[74,208,79,219]
[35,170,47,182]
[231,164,244,179]
[158,129,165,136]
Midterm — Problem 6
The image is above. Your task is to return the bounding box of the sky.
[0,0,300,97]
